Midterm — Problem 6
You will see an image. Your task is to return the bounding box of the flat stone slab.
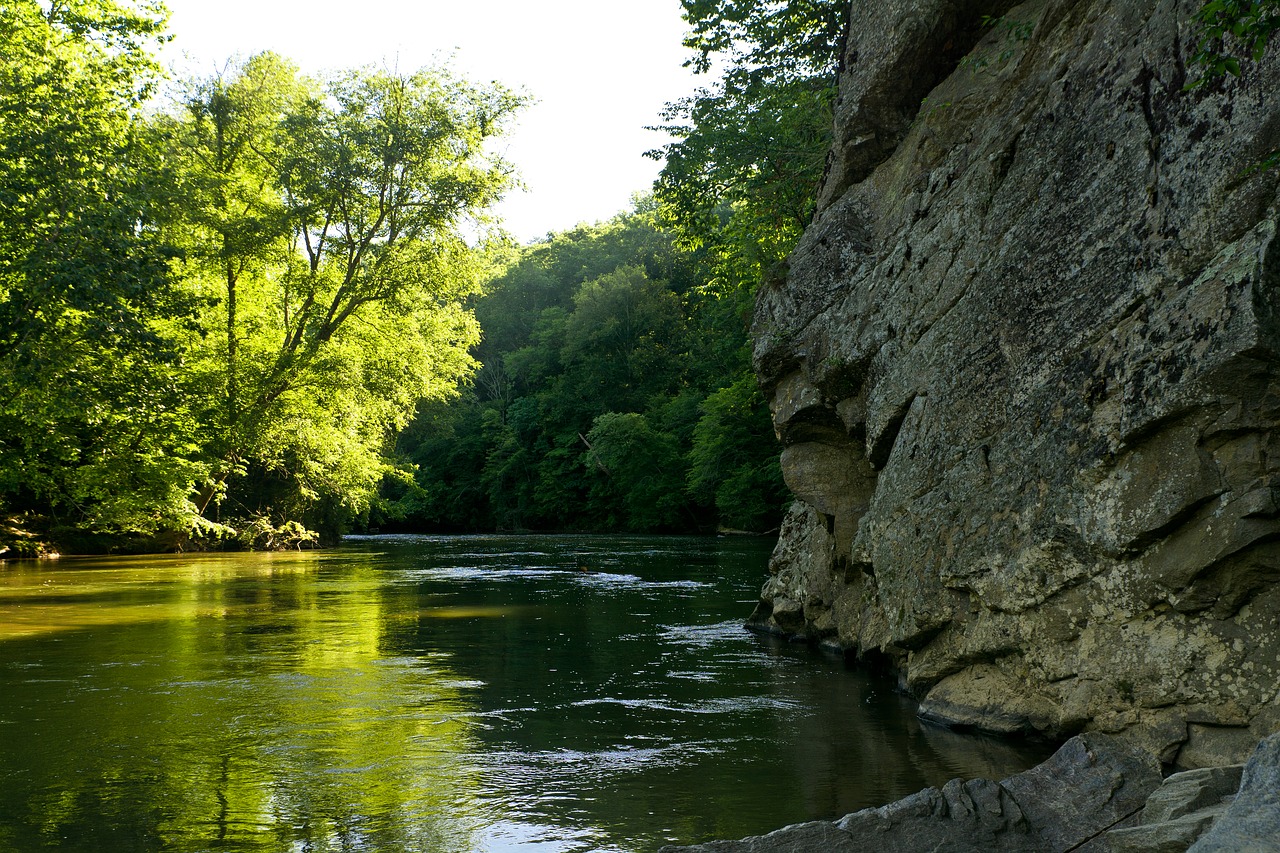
[659,733,1159,853]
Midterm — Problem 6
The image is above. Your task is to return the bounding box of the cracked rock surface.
[1107,764,1242,851]
[749,0,1280,764]
[1187,732,1280,852]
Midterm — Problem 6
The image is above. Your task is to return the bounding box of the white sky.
[158,0,702,244]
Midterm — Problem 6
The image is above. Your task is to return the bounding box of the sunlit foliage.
[0,0,204,548]
[0,2,523,551]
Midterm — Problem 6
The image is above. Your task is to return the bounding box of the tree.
[0,0,207,548]
[473,206,690,360]
[1190,0,1280,80]
[1188,0,1280,170]
[583,412,687,531]
[163,57,524,540]
[390,202,792,535]
[687,375,787,531]
[649,0,847,290]
[561,265,688,415]
[161,52,306,452]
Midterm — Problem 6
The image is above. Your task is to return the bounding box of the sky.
[158,0,703,243]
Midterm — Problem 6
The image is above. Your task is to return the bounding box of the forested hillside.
[373,0,849,535]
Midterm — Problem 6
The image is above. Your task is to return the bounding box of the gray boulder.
[1107,764,1243,851]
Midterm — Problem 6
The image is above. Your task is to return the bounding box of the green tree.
[163,57,523,540]
[473,206,690,360]
[1188,0,1280,170]
[687,375,787,531]
[1190,0,1280,80]
[160,52,306,453]
[650,0,846,288]
[392,203,791,535]
[583,412,687,531]
[561,265,688,415]
[0,0,209,548]
[383,394,496,531]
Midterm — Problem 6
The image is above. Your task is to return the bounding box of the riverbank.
[0,512,328,560]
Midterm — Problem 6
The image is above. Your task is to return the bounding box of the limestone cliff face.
[750,0,1280,767]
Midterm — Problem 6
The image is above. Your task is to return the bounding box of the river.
[0,534,1052,852]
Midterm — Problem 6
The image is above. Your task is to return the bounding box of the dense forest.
[381,204,784,534]
[2,0,1266,554]
[0,0,844,553]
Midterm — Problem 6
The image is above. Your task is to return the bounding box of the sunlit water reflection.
[0,535,1053,852]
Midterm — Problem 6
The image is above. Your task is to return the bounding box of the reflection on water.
[0,536,1054,852]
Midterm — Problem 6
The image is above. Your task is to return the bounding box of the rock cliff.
[750,0,1280,766]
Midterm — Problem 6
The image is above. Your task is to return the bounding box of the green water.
[0,534,1052,852]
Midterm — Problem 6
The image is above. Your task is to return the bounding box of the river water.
[0,534,1052,852]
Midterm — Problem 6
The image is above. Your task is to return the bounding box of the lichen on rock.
[750,0,1280,766]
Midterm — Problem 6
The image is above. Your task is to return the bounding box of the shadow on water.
[0,535,1054,852]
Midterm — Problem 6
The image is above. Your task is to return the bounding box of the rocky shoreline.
[693,0,1280,848]
[660,732,1280,852]
[692,0,1280,847]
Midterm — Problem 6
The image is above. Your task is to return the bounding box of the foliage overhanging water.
[0,535,1053,852]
